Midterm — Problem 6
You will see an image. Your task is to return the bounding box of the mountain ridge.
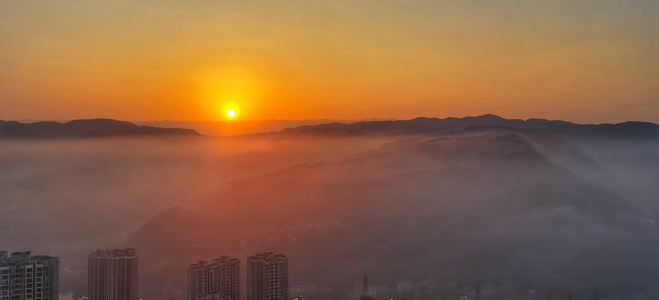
[125,127,655,299]
[0,118,200,139]
[276,115,659,139]
[2,115,658,140]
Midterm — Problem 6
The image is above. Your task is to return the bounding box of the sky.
[0,0,657,123]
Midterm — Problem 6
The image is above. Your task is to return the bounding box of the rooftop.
[0,251,58,266]
[89,248,138,258]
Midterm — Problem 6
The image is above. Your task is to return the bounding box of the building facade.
[247,252,288,300]
[0,251,59,300]
[187,256,240,300]
[88,248,138,300]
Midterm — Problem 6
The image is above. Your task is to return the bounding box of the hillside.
[126,127,659,299]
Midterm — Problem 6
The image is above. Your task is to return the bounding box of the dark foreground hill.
[0,119,199,138]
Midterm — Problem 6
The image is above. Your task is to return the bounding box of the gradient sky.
[1,0,657,123]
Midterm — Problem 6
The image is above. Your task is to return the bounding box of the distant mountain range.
[274,114,659,139]
[0,119,199,139]
[2,115,658,139]
[135,118,396,136]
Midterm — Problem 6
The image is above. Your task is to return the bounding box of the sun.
[226,108,236,118]
[219,103,240,120]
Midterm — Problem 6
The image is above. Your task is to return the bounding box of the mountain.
[125,125,659,299]
[0,119,200,139]
[136,118,396,136]
[276,114,659,139]
[586,121,659,138]
[126,207,213,250]
[3,114,658,299]
[3,115,657,140]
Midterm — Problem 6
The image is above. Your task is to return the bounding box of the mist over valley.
[1,115,658,299]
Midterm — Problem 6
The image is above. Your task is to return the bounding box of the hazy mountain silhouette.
[2,115,657,140]
[124,125,658,299]
[0,119,199,138]
[127,207,214,249]
[276,114,659,139]
[136,118,396,136]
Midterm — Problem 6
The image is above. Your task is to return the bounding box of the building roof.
[0,251,58,267]
[248,252,287,263]
[89,248,138,258]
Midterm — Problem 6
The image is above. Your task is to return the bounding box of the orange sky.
[1,1,657,123]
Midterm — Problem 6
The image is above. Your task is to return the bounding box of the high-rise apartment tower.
[88,248,138,300]
[247,252,288,300]
[187,256,240,300]
[0,251,59,300]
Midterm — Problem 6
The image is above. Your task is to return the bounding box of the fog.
[1,128,658,299]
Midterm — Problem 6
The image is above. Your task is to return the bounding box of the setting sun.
[226,108,236,118]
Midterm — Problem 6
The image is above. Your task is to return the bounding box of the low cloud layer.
[1,126,658,299]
